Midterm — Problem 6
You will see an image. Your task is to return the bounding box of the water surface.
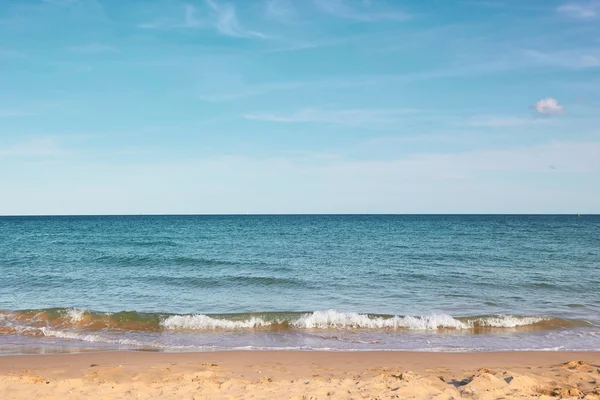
[0,215,598,354]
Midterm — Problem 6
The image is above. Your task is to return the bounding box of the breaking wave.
[0,308,579,334]
[162,314,273,330]
[161,310,555,331]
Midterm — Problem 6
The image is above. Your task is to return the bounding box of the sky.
[1,0,599,215]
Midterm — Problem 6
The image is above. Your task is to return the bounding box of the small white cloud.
[532,98,565,116]
[557,1,599,18]
[205,0,267,38]
[68,43,117,55]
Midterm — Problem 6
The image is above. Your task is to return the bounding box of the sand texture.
[0,351,599,399]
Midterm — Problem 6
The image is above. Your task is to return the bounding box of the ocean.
[0,215,598,354]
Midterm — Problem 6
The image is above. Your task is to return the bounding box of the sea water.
[0,215,598,354]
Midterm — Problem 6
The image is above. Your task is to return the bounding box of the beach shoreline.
[1,351,599,398]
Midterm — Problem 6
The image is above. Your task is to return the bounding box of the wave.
[290,311,468,330]
[144,275,302,288]
[162,312,555,331]
[0,309,582,334]
[163,314,274,330]
[174,257,233,266]
[90,254,276,270]
[40,328,159,348]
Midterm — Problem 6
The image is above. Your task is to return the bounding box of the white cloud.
[244,108,418,125]
[532,98,565,116]
[557,1,600,18]
[205,0,267,38]
[313,0,410,21]
[68,43,117,55]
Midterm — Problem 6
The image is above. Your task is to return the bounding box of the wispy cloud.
[42,0,107,21]
[0,139,64,157]
[531,98,565,116]
[139,1,266,38]
[461,1,505,7]
[201,60,519,103]
[263,37,346,53]
[183,3,202,27]
[42,0,79,6]
[465,115,546,127]
[244,108,418,125]
[197,54,565,105]
[205,0,267,38]
[30,140,595,214]
[68,43,117,55]
[199,81,308,102]
[557,1,600,18]
[138,3,202,30]
[137,20,168,29]
[264,0,295,20]
[313,0,410,21]
[523,49,600,69]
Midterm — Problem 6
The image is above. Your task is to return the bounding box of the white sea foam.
[161,314,273,330]
[40,327,152,347]
[291,310,468,330]
[65,309,86,323]
[469,315,548,328]
[159,311,547,331]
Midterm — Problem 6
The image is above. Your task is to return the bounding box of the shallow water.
[0,215,598,353]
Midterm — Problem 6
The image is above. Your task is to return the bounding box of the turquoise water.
[0,215,598,354]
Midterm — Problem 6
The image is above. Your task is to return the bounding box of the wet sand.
[0,351,599,399]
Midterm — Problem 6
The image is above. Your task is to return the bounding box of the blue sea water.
[0,215,598,354]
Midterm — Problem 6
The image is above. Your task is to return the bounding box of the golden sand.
[0,351,598,399]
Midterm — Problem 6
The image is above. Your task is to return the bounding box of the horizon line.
[0,213,595,217]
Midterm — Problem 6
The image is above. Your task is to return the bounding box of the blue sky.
[1,0,599,214]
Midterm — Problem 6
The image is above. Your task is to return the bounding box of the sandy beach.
[0,351,598,399]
